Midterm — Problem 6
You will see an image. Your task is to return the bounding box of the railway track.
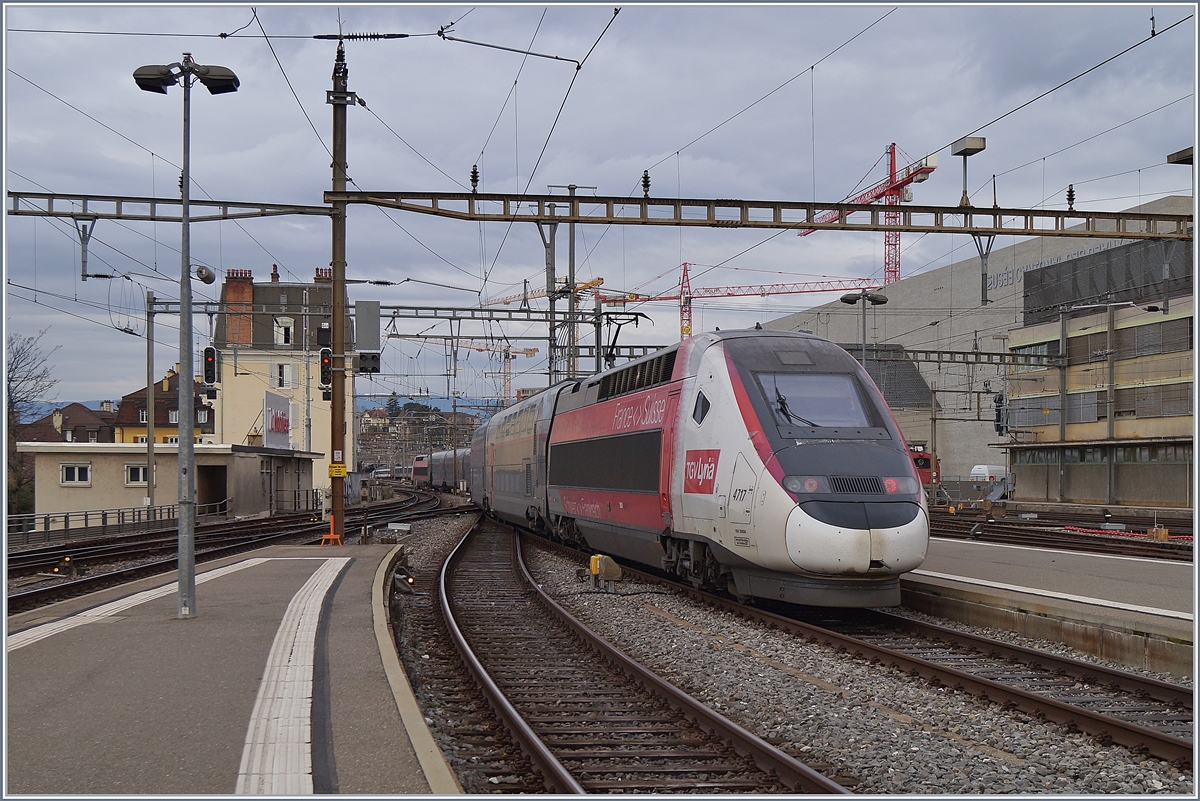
[929,513,1193,561]
[802,608,1194,767]
[387,511,548,793]
[7,491,450,613]
[437,518,848,793]
[7,515,318,578]
[530,537,1193,769]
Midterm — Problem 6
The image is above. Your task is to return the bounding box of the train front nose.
[783,500,927,575]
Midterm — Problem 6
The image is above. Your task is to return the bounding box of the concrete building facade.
[766,196,1191,483]
[15,442,320,520]
[1003,239,1192,508]
[210,265,357,485]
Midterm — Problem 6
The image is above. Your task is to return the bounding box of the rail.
[6,500,228,547]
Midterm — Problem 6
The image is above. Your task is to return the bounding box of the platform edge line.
[373,544,464,795]
[910,569,1194,621]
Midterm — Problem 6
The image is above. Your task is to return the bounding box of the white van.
[970,464,1008,482]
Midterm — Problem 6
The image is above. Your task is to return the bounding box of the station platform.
[902,537,1194,678]
[5,543,461,795]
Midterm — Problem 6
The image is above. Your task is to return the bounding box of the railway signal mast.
[799,143,937,285]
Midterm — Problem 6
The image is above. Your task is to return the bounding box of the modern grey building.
[765,195,1192,487]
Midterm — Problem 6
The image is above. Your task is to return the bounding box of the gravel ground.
[523,543,1195,795]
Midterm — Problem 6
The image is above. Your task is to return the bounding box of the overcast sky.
[4,2,1195,405]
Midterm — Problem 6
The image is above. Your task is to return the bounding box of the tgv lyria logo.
[684,449,720,494]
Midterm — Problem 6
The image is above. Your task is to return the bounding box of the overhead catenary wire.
[925,13,1193,164]
[469,8,621,288]
[9,66,300,282]
[643,7,896,176]
[636,11,1193,306]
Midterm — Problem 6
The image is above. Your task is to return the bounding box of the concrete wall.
[17,443,316,518]
[29,446,170,514]
[1114,463,1192,506]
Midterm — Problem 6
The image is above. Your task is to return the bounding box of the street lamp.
[951,136,986,207]
[840,289,888,365]
[134,53,239,619]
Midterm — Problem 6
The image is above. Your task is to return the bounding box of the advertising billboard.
[264,391,292,450]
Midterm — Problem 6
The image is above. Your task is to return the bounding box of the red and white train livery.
[469,329,929,607]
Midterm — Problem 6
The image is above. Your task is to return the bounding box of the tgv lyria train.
[468,329,929,607]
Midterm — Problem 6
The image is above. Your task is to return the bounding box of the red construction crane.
[799,143,937,285]
[601,262,879,339]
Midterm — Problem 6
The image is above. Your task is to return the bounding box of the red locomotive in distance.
[909,448,940,488]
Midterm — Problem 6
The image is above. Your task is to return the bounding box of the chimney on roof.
[100,400,114,413]
[314,267,332,284]
[271,263,280,282]
[52,410,63,432]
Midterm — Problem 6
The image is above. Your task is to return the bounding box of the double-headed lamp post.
[134,53,239,619]
[840,289,888,365]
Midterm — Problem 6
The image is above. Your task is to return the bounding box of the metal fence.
[273,489,323,514]
[933,477,1012,507]
[6,500,228,548]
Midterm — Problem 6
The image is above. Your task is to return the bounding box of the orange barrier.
[321,518,343,546]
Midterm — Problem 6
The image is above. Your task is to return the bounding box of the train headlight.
[782,475,828,494]
[883,476,920,495]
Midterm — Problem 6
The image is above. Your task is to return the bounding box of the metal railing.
[272,489,323,514]
[6,500,228,548]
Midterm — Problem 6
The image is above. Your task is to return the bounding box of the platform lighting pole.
[134,53,239,619]
[146,291,155,512]
[950,136,991,305]
[840,289,888,365]
[328,41,355,542]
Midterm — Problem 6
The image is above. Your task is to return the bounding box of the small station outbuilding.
[15,442,322,520]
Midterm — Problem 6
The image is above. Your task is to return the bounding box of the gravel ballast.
[522,543,1194,795]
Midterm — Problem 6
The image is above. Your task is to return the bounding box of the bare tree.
[7,329,60,514]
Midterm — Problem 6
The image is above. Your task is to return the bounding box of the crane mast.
[798,143,937,284]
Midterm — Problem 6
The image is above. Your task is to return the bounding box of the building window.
[1012,340,1059,372]
[88,430,98,443]
[1014,448,1058,465]
[274,317,295,346]
[276,363,293,389]
[168,409,179,423]
[126,464,149,485]
[135,436,148,443]
[167,436,179,444]
[1112,383,1193,420]
[60,463,91,485]
[139,408,148,423]
[1116,444,1193,463]
[197,409,209,424]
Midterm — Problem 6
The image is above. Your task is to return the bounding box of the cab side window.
[692,391,711,425]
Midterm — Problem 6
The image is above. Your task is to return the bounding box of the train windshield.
[756,372,875,428]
